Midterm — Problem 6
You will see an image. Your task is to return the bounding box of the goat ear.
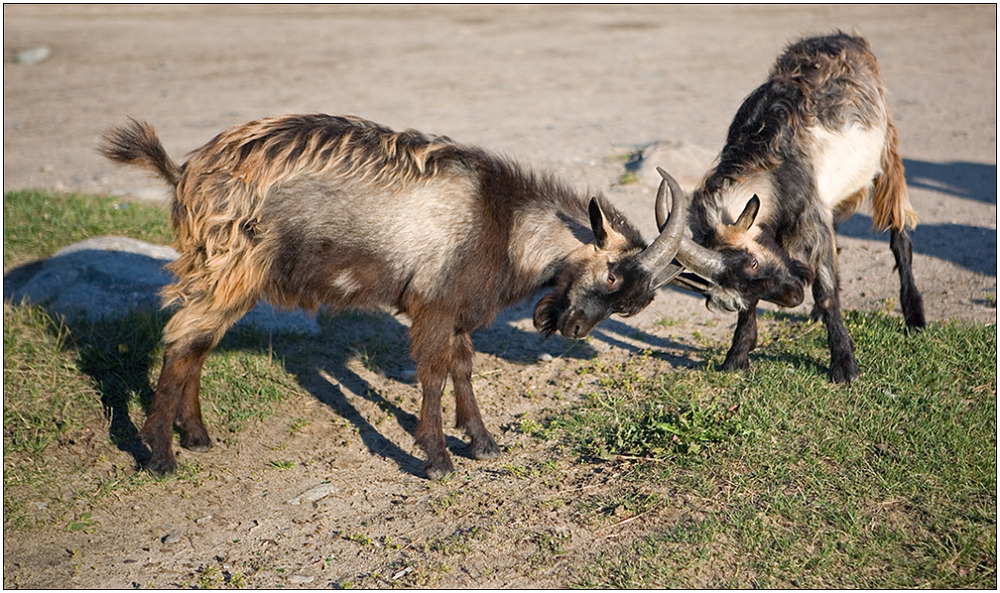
[589,198,609,249]
[733,195,761,233]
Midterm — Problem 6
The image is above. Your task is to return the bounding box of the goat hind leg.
[142,339,211,475]
[451,331,499,461]
[890,228,925,330]
[142,303,247,474]
[175,341,212,452]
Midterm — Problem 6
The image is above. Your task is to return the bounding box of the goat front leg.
[410,318,455,480]
[721,302,758,371]
[890,227,926,330]
[812,249,859,383]
[451,330,500,461]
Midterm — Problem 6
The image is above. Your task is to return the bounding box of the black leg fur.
[812,266,859,384]
[721,303,758,371]
[890,228,926,330]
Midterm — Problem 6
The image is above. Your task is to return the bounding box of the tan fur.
[871,121,918,231]
[158,116,464,328]
[100,113,665,477]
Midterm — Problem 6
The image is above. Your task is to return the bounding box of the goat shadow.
[4,248,701,479]
[902,158,996,205]
[835,159,997,277]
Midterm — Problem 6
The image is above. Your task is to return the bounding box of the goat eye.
[607,273,617,286]
[749,258,759,271]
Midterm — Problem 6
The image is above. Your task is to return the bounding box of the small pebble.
[288,575,314,584]
[538,352,553,362]
[285,483,337,506]
[194,515,213,524]
[15,45,51,65]
[162,534,181,545]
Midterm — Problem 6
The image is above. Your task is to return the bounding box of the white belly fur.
[806,123,886,211]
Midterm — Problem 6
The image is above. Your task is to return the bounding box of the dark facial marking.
[713,239,813,309]
[533,258,654,339]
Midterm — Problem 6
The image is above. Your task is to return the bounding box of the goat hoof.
[829,360,859,384]
[720,357,750,372]
[424,457,455,481]
[470,436,500,460]
[904,312,926,331]
[179,431,213,452]
[143,453,177,477]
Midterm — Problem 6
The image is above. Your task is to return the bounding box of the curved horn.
[649,168,729,287]
[638,168,686,288]
[654,166,681,233]
[675,236,727,281]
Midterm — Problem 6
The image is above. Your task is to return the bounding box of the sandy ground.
[3,4,996,589]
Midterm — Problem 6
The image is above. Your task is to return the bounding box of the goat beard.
[532,292,568,337]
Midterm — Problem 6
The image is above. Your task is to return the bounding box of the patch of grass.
[65,511,96,533]
[617,170,640,185]
[428,526,484,555]
[199,334,301,435]
[3,189,171,267]
[3,304,103,459]
[2,302,116,529]
[557,311,997,589]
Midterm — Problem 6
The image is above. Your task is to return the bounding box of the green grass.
[3,189,172,267]
[2,299,303,530]
[559,311,997,588]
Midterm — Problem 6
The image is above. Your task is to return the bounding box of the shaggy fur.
[101,114,672,478]
[678,32,924,383]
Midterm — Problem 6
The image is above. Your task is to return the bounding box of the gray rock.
[4,236,320,336]
[162,533,181,545]
[285,483,337,506]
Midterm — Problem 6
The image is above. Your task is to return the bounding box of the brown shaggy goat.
[101,114,687,478]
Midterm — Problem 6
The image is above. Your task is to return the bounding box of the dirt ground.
[3,4,996,589]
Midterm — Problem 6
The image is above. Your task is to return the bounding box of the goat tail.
[871,120,918,232]
[100,117,182,186]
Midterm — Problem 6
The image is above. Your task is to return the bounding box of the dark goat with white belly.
[101,114,687,479]
[661,32,925,383]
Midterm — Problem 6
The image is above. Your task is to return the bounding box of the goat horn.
[638,169,686,288]
[654,166,678,233]
[647,168,729,288]
[675,236,727,282]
